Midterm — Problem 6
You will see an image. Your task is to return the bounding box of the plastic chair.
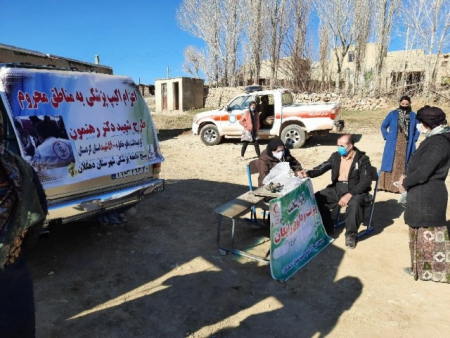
[246,159,269,223]
[335,166,379,238]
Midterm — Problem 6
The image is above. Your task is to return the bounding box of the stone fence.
[204,87,391,111]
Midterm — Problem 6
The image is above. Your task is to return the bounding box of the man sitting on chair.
[299,134,372,249]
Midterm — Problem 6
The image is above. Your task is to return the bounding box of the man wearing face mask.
[257,137,302,187]
[298,134,372,249]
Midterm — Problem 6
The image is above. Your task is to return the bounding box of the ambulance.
[192,88,343,149]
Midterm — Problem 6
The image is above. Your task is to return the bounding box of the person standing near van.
[379,95,419,193]
[239,101,260,160]
[0,140,47,337]
[398,106,450,282]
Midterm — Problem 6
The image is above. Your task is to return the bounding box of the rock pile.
[293,93,390,111]
[204,87,391,111]
[204,87,245,108]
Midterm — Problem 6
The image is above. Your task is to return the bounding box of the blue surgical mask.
[337,146,348,156]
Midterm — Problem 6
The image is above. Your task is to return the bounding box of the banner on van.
[0,67,163,188]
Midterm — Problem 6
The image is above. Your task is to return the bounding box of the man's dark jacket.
[307,148,372,196]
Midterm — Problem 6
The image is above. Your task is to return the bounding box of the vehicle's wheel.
[200,124,222,146]
[280,124,306,149]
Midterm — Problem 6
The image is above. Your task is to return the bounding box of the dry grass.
[150,103,450,134]
[151,108,388,133]
[151,113,194,131]
[340,109,387,134]
[150,109,204,131]
[342,101,450,133]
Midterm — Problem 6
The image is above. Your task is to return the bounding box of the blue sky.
[0,1,420,86]
[0,0,201,85]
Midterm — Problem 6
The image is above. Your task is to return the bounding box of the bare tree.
[178,0,247,86]
[392,18,418,96]
[263,0,291,88]
[243,0,265,85]
[279,0,311,91]
[353,0,372,95]
[410,0,450,90]
[313,0,358,91]
[400,0,450,94]
[219,0,245,86]
[373,0,401,94]
[182,46,205,78]
[318,24,330,90]
[177,0,222,85]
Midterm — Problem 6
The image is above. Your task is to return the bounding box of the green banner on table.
[269,178,333,281]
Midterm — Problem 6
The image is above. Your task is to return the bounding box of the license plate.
[111,166,150,179]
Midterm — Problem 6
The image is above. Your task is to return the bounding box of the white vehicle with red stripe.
[192,88,344,148]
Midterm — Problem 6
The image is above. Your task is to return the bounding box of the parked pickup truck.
[0,63,164,226]
[192,88,344,148]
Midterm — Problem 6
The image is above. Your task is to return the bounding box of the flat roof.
[155,77,204,81]
[0,43,112,71]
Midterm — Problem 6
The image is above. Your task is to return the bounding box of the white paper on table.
[262,162,303,194]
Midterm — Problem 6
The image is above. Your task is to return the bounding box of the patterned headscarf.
[0,143,47,267]
[397,96,412,138]
[398,109,410,138]
[0,145,23,263]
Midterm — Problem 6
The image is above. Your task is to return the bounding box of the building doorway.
[173,81,179,110]
[161,83,167,110]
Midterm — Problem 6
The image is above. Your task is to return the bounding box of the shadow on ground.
[157,128,191,141]
[28,179,362,337]
[369,199,405,235]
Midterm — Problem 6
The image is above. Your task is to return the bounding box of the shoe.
[240,156,246,161]
[109,213,127,225]
[403,267,414,276]
[98,215,109,226]
[345,236,357,249]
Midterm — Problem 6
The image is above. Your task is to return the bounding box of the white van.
[0,64,164,226]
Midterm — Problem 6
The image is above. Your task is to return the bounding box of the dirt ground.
[28,125,450,337]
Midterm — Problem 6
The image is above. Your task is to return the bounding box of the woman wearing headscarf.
[239,101,261,160]
[379,95,419,193]
[0,141,47,336]
[398,106,450,283]
[257,137,302,187]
